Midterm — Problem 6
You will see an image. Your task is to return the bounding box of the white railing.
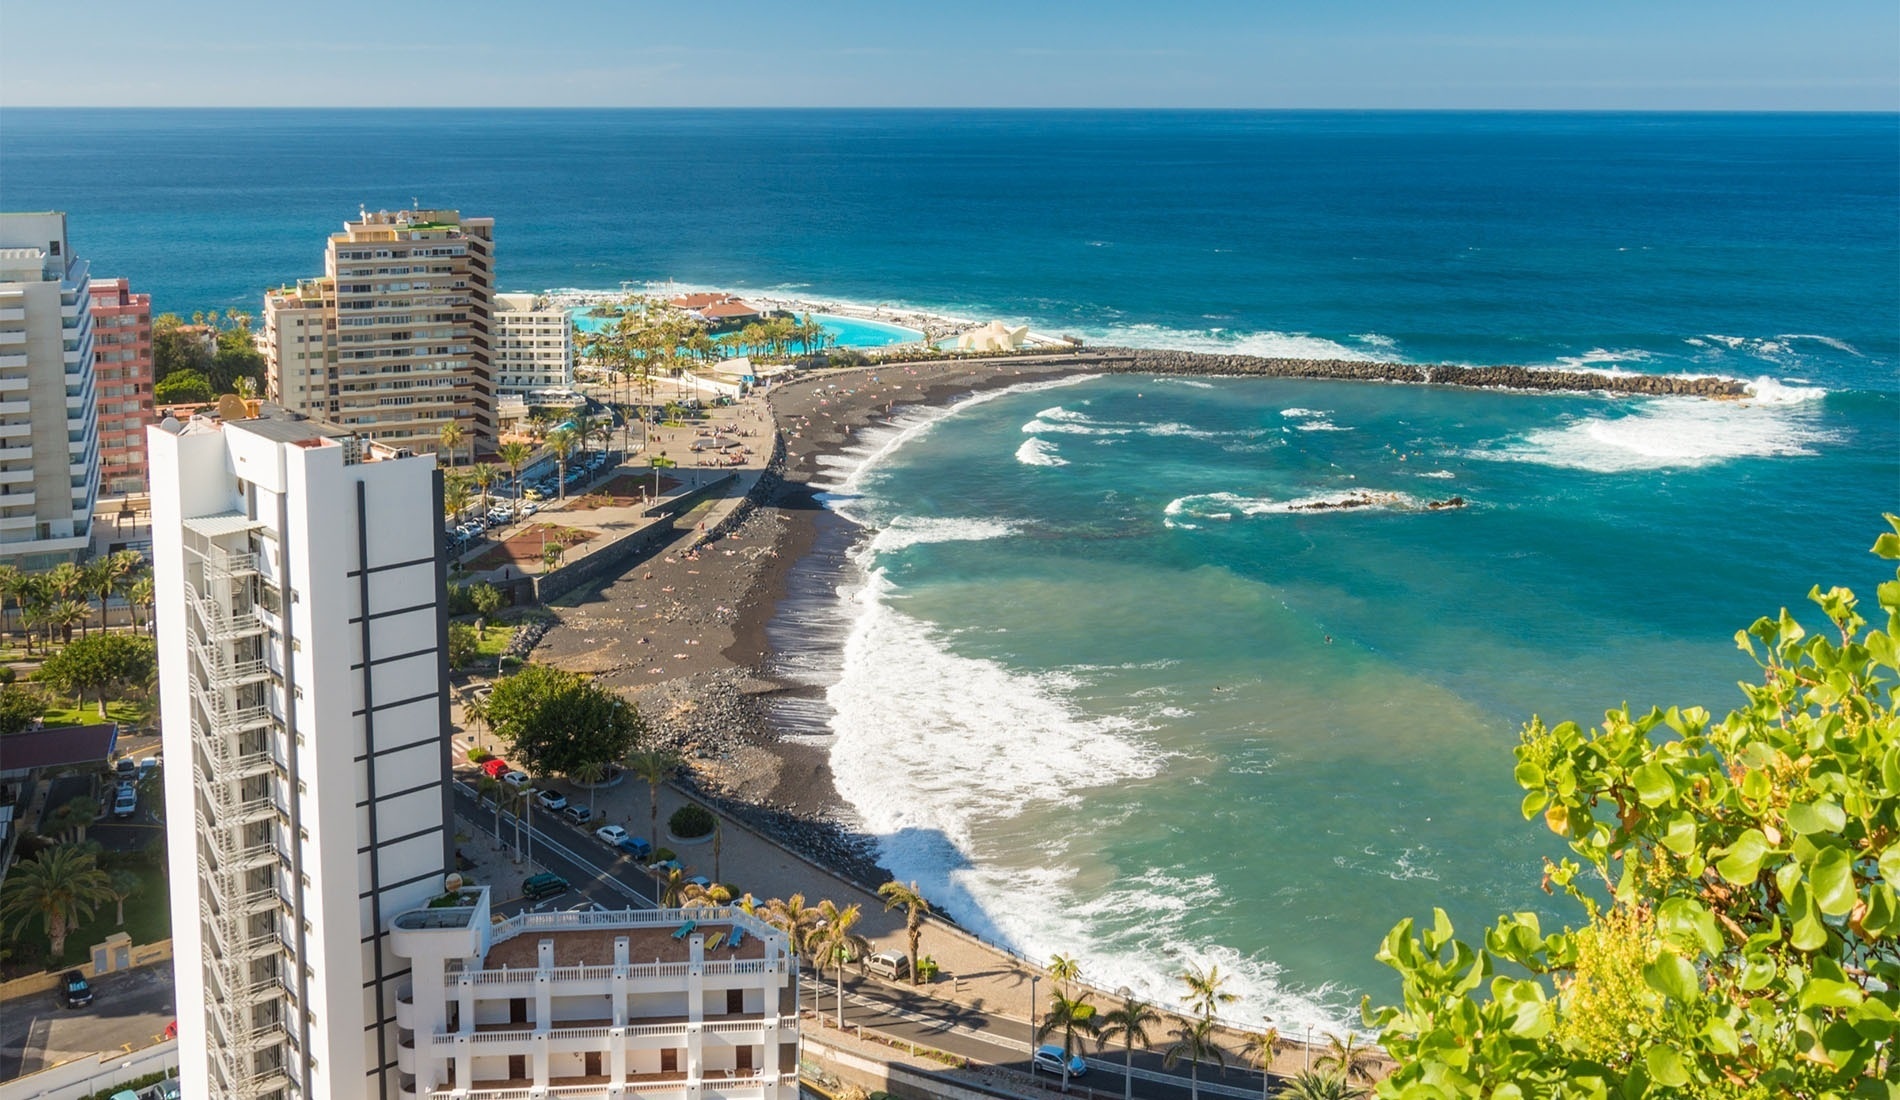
[461,956,774,989]
[204,549,259,578]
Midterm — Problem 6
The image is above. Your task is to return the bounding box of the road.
[0,965,174,1082]
[453,779,1277,1100]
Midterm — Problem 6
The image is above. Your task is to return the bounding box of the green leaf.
[1701,1015,1740,1056]
[1660,812,1697,856]
[1812,847,1858,917]
[1716,829,1771,885]
[1801,977,1864,1010]
[1880,843,1900,886]
[1645,1045,1689,1087]
[1788,799,1846,836]
[1644,952,1699,1003]
[1632,762,1675,807]
[1793,897,1829,953]
[1739,954,1776,990]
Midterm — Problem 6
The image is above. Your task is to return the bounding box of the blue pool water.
[568,307,920,349]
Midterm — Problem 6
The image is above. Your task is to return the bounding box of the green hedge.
[668,804,715,839]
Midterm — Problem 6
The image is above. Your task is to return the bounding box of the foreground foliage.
[1368,519,1900,1098]
[486,664,645,778]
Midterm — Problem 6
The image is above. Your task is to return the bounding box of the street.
[0,964,175,1081]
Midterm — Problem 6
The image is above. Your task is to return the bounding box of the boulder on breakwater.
[1086,348,1748,398]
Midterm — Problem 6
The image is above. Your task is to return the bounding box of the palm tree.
[45,798,99,844]
[443,475,474,521]
[497,441,533,502]
[626,749,681,852]
[571,413,599,457]
[1241,1023,1284,1099]
[14,573,48,653]
[46,563,85,635]
[876,880,932,985]
[1276,1070,1364,1100]
[546,427,579,500]
[1099,998,1161,1100]
[805,900,868,1029]
[1036,990,1100,1093]
[471,463,500,515]
[127,574,155,635]
[682,881,732,907]
[1182,961,1239,1020]
[659,866,687,908]
[1162,1016,1228,1100]
[1315,1032,1377,1085]
[47,599,89,647]
[107,870,142,927]
[0,563,21,641]
[763,893,822,961]
[439,420,468,468]
[76,560,113,636]
[0,845,115,959]
[477,773,505,843]
[1049,953,1081,993]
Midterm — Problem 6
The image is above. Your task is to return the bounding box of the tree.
[806,900,868,1029]
[1278,1070,1364,1100]
[45,599,88,647]
[1162,1016,1228,1100]
[469,582,504,634]
[1315,1033,1376,1086]
[447,621,479,670]
[546,427,579,500]
[1099,998,1161,1100]
[1240,1023,1285,1099]
[682,880,733,907]
[99,549,143,632]
[498,441,533,501]
[152,314,212,382]
[0,682,46,734]
[439,420,468,468]
[659,866,687,908]
[107,869,142,927]
[877,880,933,985]
[126,574,155,635]
[542,543,565,572]
[154,369,213,406]
[1182,961,1238,1020]
[37,633,157,717]
[1366,518,1900,1098]
[209,327,266,394]
[44,797,99,844]
[763,893,822,962]
[484,663,643,779]
[471,463,500,514]
[443,473,473,521]
[627,749,682,850]
[1050,952,1081,993]
[0,845,114,959]
[1037,989,1101,1093]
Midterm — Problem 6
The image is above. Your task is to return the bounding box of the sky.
[3,0,1896,110]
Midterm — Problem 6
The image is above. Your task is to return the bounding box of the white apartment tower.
[148,407,455,1100]
[0,212,100,567]
[265,208,495,458]
[389,893,800,1100]
[492,292,574,394]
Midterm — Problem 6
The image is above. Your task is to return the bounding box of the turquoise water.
[569,307,919,349]
[798,373,1896,1033]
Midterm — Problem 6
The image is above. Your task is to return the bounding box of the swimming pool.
[568,308,921,349]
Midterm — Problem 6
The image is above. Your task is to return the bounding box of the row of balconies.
[404,1069,798,1100]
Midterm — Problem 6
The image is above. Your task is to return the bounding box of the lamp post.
[1029,973,1040,1071]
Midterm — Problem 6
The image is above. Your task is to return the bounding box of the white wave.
[1279,407,1328,419]
[1742,376,1828,405]
[1415,469,1457,479]
[1036,405,1092,423]
[1473,396,1839,473]
[1015,438,1069,467]
[1353,332,1399,351]
[1147,376,1217,389]
[1551,347,1657,371]
[1091,322,1379,362]
[1295,420,1349,432]
[869,516,1019,554]
[1777,333,1863,357]
[1166,490,1423,520]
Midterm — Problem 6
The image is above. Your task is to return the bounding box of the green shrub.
[668,804,715,839]
[467,747,492,763]
[653,846,677,863]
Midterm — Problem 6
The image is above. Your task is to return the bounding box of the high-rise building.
[87,277,153,496]
[148,405,454,1100]
[0,212,100,567]
[390,893,800,1100]
[492,292,574,395]
[265,208,495,457]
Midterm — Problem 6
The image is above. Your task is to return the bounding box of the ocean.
[7,108,1894,1031]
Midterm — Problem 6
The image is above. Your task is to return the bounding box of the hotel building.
[389,895,799,1100]
[87,277,153,496]
[493,293,575,395]
[265,208,496,457]
[0,212,100,567]
[148,406,454,1100]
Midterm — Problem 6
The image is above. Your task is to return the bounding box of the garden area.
[564,474,683,511]
[466,523,596,573]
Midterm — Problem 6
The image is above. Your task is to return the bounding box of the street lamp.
[1029,973,1039,1070]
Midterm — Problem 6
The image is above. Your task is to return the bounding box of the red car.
[480,758,510,779]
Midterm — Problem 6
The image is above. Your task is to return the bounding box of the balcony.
[0,308,23,322]
[0,331,23,347]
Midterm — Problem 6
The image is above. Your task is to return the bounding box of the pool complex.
[568,308,921,349]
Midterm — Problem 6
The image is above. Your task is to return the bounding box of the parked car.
[112,783,138,818]
[138,756,160,779]
[501,770,530,788]
[594,824,629,847]
[864,951,909,980]
[560,803,591,826]
[615,835,652,860]
[521,872,569,901]
[59,970,93,1008]
[535,790,568,813]
[480,758,511,779]
[1033,1046,1087,1078]
[686,875,711,889]
[140,1080,182,1100]
[114,758,137,782]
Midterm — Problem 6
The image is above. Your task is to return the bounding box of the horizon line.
[4,104,1897,114]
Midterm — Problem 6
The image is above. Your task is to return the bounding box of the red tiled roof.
[0,723,120,773]
[700,302,760,319]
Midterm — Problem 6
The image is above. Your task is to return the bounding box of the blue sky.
[4,0,1895,109]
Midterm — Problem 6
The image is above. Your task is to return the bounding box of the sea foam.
[1474,391,1836,473]
[1015,438,1069,467]
[1165,490,1424,522]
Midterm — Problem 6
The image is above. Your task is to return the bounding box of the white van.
[864,951,909,980]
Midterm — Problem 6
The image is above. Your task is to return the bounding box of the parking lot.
[0,964,175,1081]
[445,448,624,563]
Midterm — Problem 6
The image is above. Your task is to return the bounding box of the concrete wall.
[0,1040,176,1100]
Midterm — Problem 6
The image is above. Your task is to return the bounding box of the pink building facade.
[87,277,153,495]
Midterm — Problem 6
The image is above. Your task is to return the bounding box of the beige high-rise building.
[0,212,100,568]
[265,209,495,457]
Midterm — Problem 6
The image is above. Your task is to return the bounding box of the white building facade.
[0,212,99,567]
[389,895,799,1100]
[492,293,574,395]
[149,408,455,1100]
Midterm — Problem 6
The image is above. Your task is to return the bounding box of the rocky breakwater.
[1098,347,1749,398]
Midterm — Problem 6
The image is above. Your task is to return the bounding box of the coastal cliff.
[1080,347,1752,397]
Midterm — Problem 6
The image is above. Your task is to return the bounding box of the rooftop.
[483,916,768,971]
[0,723,119,774]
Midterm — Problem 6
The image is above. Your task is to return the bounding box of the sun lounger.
[728,927,744,948]
[705,931,726,950]
[672,920,697,941]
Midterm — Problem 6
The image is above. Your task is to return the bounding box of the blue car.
[616,835,653,859]
[1033,1045,1087,1077]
